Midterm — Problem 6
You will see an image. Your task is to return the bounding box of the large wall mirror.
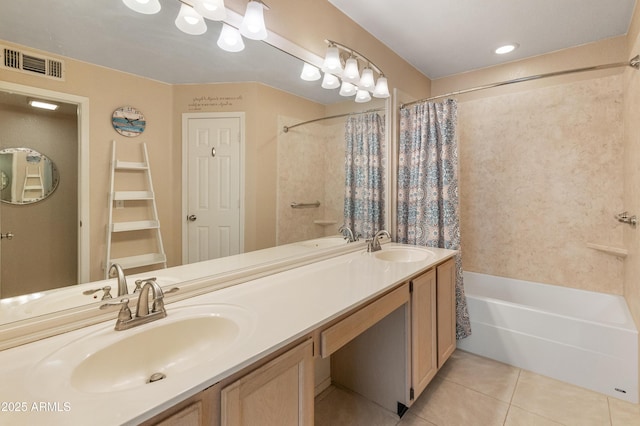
[0,0,390,331]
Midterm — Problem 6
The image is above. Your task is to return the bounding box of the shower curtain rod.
[282,107,385,133]
[401,54,640,109]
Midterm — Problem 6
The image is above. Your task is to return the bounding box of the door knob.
[1,232,14,240]
[187,215,197,222]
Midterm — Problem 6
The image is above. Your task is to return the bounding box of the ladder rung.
[23,186,43,190]
[112,220,160,232]
[115,160,148,170]
[110,253,167,270]
[26,174,41,177]
[113,191,154,201]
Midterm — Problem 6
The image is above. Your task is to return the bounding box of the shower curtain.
[343,112,386,240]
[397,99,471,339]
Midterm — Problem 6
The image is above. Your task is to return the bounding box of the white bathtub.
[457,272,639,403]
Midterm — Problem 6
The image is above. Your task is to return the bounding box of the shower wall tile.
[459,75,625,294]
[276,117,345,245]
[622,27,640,352]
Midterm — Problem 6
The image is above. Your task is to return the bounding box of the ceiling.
[0,0,636,100]
[329,0,637,79]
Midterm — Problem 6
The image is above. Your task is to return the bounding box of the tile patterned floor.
[315,350,640,426]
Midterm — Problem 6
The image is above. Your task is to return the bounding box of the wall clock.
[112,106,146,137]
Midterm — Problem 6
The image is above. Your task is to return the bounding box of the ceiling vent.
[1,46,65,80]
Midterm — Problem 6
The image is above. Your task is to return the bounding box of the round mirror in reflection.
[0,148,59,205]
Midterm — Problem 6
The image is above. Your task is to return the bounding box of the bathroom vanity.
[0,243,456,425]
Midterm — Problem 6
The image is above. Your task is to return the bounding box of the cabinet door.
[142,383,220,426]
[221,339,314,426]
[411,268,437,400]
[436,258,456,367]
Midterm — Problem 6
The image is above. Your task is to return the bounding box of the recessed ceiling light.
[495,43,519,55]
[29,100,59,110]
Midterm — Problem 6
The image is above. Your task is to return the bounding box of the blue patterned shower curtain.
[398,99,471,339]
[343,112,386,240]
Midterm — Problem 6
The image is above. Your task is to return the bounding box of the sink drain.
[148,372,166,383]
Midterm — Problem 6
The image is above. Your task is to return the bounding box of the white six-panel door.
[182,113,244,264]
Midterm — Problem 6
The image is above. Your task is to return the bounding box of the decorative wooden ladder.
[21,165,44,202]
[105,140,167,278]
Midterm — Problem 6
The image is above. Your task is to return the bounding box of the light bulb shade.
[339,81,357,97]
[358,68,375,91]
[355,89,372,103]
[321,73,340,89]
[217,24,245,52]
[193,0,226,21]
[175,4,207,35]
[240,1,267,40]
[300,63,321,81]
[373,76,390,98]
[122,0,161,14]
[342,57,360,84]
[322,46,343,75]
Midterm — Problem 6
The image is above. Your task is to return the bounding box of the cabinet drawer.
[320,283,409,358]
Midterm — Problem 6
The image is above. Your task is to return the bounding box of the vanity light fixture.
[122,0,162,14]
[193,0,226,21]
[123,0,269,51]
[310,40,390,103]
[342,56,361,84]
[355,89,371,103]
[240,0,268,41]
[321,72,341,89]
[358,67,375,91]
[372,75,389,99]
[300,63,321,81]
[339,81,357,97]
[495,43,519,55]
[175,2,207,35]
[217,23,245,52]
[322,44,343,74]
[29,100,59,111]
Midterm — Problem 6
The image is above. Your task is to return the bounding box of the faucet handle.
[83,285,113,300]
[134,277,157,293]
[100,298,133,322]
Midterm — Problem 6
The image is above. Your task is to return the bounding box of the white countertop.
[0,243,456,425]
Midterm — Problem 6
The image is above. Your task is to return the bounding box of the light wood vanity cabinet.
[330,256,457,414]
[143,339,313,426]
[410,268,438,399]
[411,257,456,401]
[436,258,456,367]
[220,339,314,426]
[141,383,220,426]
[143,256,456,425]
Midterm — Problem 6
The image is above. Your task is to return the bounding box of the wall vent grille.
[1,46,65,80]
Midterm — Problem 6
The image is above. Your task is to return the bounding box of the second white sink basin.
[374,246,435,263]
[30,304,255,394]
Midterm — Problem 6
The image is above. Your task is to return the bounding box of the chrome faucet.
[108,263,128,297]
[367,230,391,252]
[100,279,172,331]
[338,225,360,243]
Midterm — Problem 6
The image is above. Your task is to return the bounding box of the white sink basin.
[373,246,435,263]
[30,304,254,394]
